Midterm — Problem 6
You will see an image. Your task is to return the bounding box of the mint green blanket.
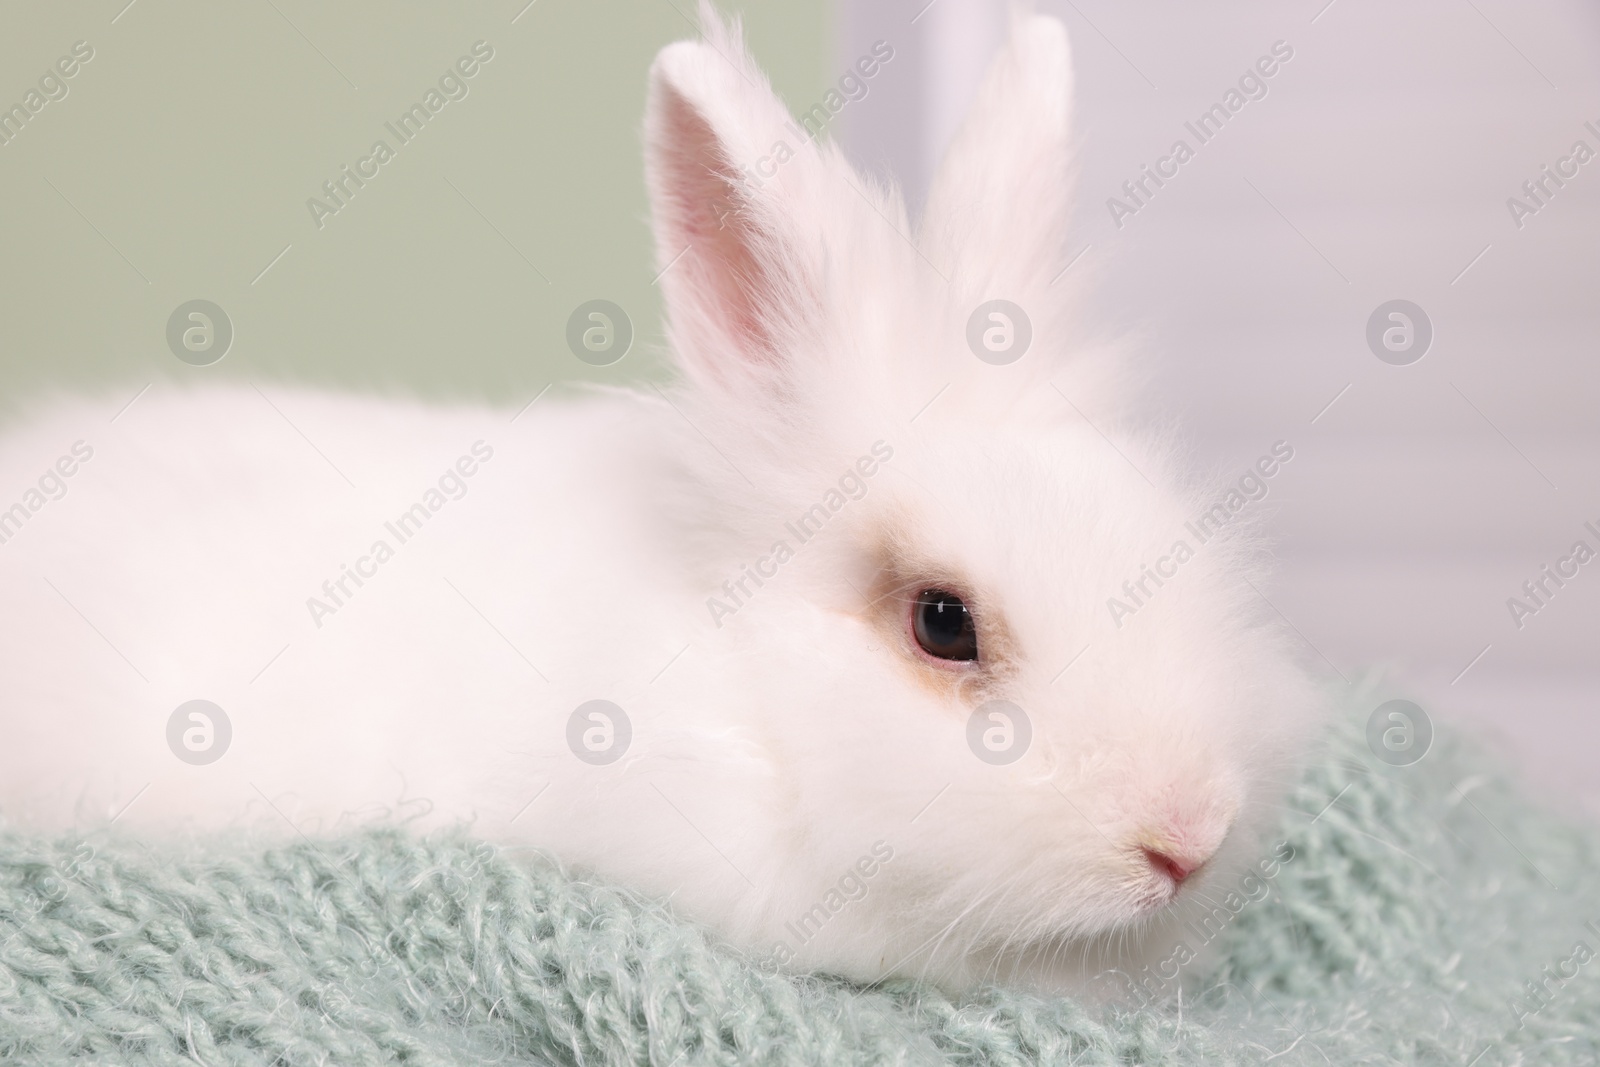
[3,706,1597,1065]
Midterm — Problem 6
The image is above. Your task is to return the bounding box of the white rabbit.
[0,6,1321,994]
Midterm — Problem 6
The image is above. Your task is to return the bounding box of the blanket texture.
[2,701,1597,1066]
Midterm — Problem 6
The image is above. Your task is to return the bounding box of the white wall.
[836,0,1600,813]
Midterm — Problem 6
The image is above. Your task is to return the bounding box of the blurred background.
[2,1,1596,811]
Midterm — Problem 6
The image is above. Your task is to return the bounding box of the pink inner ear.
[657,85,776,362]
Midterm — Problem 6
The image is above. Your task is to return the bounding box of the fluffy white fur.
[0,6,1321,993]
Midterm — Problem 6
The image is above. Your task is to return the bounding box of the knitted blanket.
[3,700,1597,1066]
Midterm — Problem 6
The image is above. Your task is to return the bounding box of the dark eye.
[912,589,978,662]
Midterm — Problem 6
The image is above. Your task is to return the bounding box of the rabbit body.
[0,8,1321,994]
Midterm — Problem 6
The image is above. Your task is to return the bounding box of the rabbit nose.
[1143,846,1205,885]
[1132,783,1237,888]
[1136,815,1230,888]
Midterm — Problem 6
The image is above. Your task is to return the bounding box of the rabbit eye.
[912,589,978,662]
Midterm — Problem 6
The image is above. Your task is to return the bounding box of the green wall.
[0,1,829,410]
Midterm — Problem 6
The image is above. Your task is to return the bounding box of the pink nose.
[1144,847,1202,885]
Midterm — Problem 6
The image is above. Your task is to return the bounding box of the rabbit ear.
[919,13,1074,294]
[644,7,826,389]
